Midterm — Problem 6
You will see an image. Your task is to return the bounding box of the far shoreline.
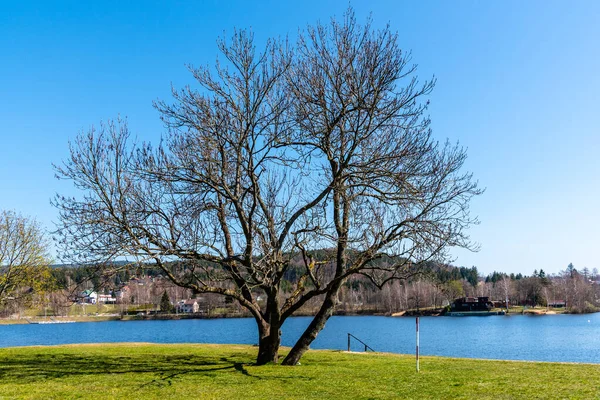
[0,306,593,326]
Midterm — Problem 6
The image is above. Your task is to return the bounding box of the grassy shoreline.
[0,343,599,399]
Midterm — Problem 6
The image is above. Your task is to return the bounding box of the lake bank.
[0,309,394,325]
[0,315,120,325]
[1,343,599,399]
[0,305,579,325]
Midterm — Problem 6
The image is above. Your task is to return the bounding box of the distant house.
[79,290,98,304]
[548,300,566,308]
[451,297,493,312]
[97,294,117,304]
[177,299,200,313]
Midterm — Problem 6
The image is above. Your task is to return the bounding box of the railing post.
[348,333,351,352]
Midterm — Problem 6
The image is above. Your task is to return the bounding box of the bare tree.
[53,9,481,365]
[499,275,511,312]
[0,210,52,307]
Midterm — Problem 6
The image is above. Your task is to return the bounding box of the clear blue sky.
[1,1,599,275]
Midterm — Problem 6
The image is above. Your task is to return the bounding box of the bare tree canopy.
[0,210,52,306]
[53,9,481,365]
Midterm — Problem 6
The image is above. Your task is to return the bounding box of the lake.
[1,314,599,363]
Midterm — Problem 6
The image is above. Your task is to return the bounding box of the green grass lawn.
[0,344,599,399]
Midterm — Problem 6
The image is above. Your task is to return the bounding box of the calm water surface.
[1,314,599,363]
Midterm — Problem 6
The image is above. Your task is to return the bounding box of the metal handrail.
[347,333,375,352]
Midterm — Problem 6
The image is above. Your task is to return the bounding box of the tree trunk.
[256,321,281,365]
[255,294,282,365]
[281,286,339,365]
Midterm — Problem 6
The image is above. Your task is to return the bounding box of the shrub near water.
[0,344,599,399]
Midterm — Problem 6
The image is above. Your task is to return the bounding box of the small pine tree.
[160,290,173,313]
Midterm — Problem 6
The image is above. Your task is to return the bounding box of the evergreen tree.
[160,290,173,313]
[567,263,576,278]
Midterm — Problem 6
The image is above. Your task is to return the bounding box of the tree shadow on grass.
[0,350,261,387]
[140,361,261,388]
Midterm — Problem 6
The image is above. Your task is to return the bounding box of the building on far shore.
[97,294,117,304]
[451,297,493,312]
[74,290,117,305]
[547,300,566,308]
[78,290,97,304]
[177,299,199,313]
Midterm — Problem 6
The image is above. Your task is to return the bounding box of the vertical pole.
[416,316,420,373]
[348,333,351,352]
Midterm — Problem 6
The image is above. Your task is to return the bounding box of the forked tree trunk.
[281,285,340,365]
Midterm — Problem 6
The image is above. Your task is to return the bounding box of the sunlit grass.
[0,343,598,399]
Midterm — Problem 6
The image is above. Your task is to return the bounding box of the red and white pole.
[416,316,420,372]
